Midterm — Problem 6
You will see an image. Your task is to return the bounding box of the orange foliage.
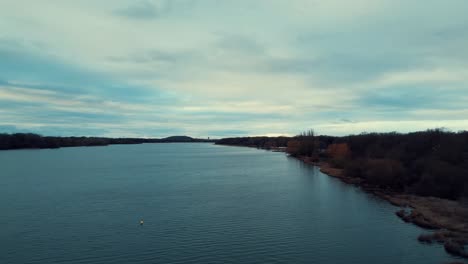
[327,143,351,159]
[287,140,300,155]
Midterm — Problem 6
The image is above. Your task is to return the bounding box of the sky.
[0,0,468,138]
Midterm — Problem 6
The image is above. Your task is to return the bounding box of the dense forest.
[0,133,214,150]
[214,136,291,149]
[216,129,468,201]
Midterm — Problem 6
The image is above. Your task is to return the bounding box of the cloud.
[315,119,468,136]
[115,0,166,19]
[0,0,467,137]
[356,86,467,111]
[0,124,111,137]
[114,0,196,20]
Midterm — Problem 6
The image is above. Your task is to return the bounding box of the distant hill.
[161,136,195,142]
[161,136,217,143]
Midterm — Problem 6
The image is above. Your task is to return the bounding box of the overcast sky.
[1,0,467,138]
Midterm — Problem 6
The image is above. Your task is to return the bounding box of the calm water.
[0,143,460,264]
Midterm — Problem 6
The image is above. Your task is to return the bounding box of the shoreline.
[297,156,468,260]
[0,133,216,151]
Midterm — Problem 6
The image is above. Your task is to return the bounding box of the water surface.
[0,143,459,263]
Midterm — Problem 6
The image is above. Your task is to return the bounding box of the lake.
[0,143,459,263]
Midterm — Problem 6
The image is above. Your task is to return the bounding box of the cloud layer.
[1,0,467,137]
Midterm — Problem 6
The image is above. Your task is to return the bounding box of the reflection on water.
[0,143,459,263]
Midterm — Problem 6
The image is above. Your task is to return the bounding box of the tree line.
[0,133,214,150]
[216,129,468,201]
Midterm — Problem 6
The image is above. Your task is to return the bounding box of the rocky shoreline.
[298,156,468,261]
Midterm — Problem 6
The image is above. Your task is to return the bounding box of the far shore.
[0,133,216,151]
[297,156,468,260]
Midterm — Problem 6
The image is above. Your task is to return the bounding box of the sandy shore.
[298,156,468,260]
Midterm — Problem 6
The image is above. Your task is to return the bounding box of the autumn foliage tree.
[363,159,405,189]
[326,143,351,168]
[327,143,351,159]
[287,140,301,156]
[286,130,318,157]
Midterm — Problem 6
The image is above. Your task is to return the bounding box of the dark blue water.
[0,143,459,263]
